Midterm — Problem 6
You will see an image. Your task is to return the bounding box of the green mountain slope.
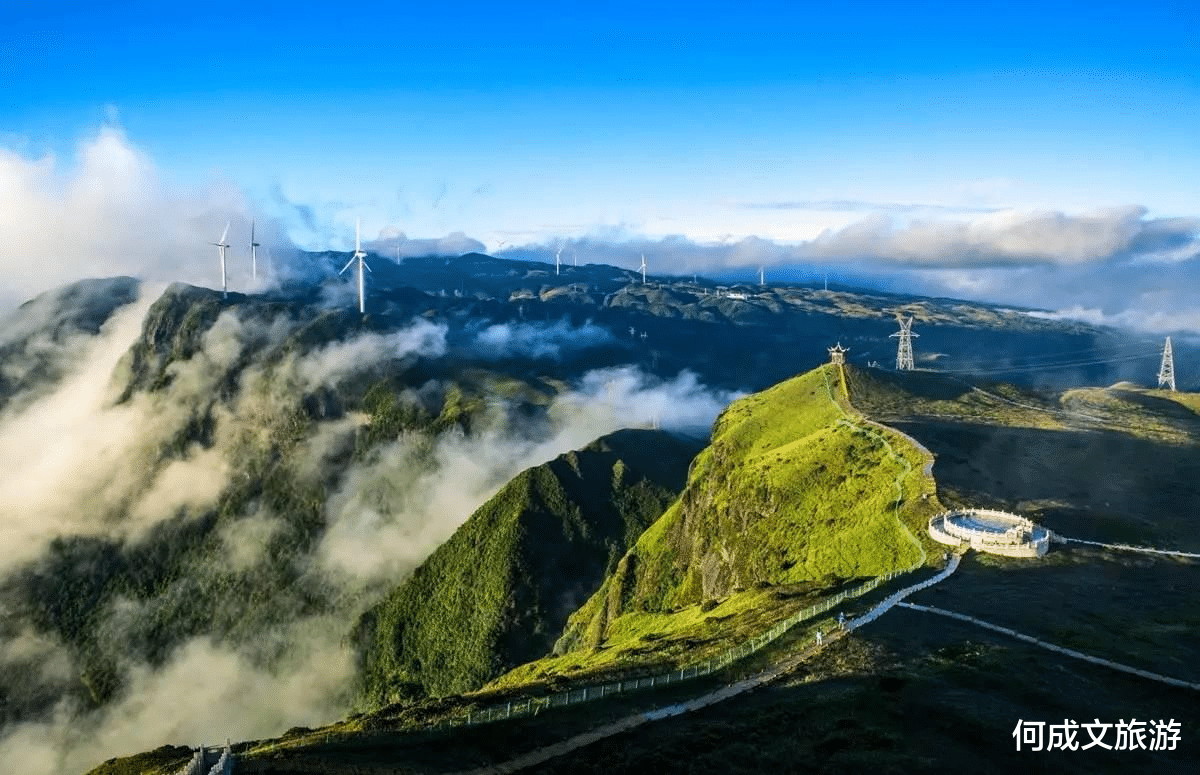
[0,277,140,413]
[352,428,703,706]
[504,365,938,685]
[91,364,1200,775]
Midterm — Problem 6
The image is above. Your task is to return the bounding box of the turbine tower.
[1158,336,1176,391]
[249,220,261,282]
[210,222,231,298]
[339,219,371,314]
[758,266,765,286]
[639,253,647,284]
[555,246,562,276]
[890,315,918,371]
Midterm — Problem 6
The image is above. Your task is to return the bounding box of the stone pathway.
[897,601,1200,692]
[447,555,963,775]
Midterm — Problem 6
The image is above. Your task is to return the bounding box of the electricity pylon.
[1158,336,1176,391]
[890,315,917,371]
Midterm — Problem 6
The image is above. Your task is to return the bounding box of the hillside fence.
[251,364,944,752]
[421,556,937,732]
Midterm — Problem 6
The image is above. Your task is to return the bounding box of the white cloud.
[0,277,741,774]
[1024,303,1200,336]
[294,319,448,389]
[0,631,354,775]
[0,127,290,312]
[470,319,613,360]
[801,206,1198,267]
[317,365,736,585]
[364,230,486,259]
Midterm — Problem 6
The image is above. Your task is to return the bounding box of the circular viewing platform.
[928,509,1050,558]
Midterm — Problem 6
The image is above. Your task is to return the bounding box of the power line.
[972,341,1160,365]
[938,350,1161,376]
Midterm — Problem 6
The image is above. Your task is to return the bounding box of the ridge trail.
[449,555,962,775]
[897,602,1200,692]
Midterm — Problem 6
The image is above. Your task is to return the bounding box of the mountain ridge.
[353,427,704,705]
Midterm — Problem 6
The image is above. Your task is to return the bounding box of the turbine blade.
[356,218,361,253]
[363,260,372,272]
[340,257,355,274]
[250,219,255,244]
[220,221,230,245]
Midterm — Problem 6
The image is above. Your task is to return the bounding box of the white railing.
[206,743,233,775]
[174,748,205,775]
[928,510,1050,558]
[417,560,932,732]
[402,365,941,733]
[444,556,965,775]
[251,365,945,755]
[172,743,232,775]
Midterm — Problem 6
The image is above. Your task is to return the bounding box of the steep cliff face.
[0,281,561,729]
[352,428,702,706]
[555,366,935,654]
[0,276,140,413]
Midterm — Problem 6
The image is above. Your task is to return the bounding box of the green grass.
[1060,385,1200,443]
[842,365,1067,431]
[487,586,808,689]
[353,429,700,707]
[89,354,1200,773]
[537,365,939,681]
[83,745,192,775]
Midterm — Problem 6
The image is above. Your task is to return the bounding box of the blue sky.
[6,1,1198,241]
[2,1,1199,329]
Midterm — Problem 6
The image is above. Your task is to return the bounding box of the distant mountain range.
[0,252,1195,774]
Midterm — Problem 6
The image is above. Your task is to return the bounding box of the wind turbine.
[758,266,765,286]
[249,220,261,282]
[573,251,578,268]
[555,245,562,276]
[339,219,371,314]
[639,253,647,284]
[210,222,231,298]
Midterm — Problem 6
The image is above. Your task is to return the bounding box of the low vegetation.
[353,428,703,706]
[534,365,940,683]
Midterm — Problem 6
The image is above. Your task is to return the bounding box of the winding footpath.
[1054,536,1200,560]
[897,601,1200,692]
[448,555,962,775]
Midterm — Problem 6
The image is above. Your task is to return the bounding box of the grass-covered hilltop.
[122,362,946,770]
[87,358,1200,774]
[353,428,705,705]
[516,366,938,685]
[354,365,939,709]
[7,270,1196,775]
